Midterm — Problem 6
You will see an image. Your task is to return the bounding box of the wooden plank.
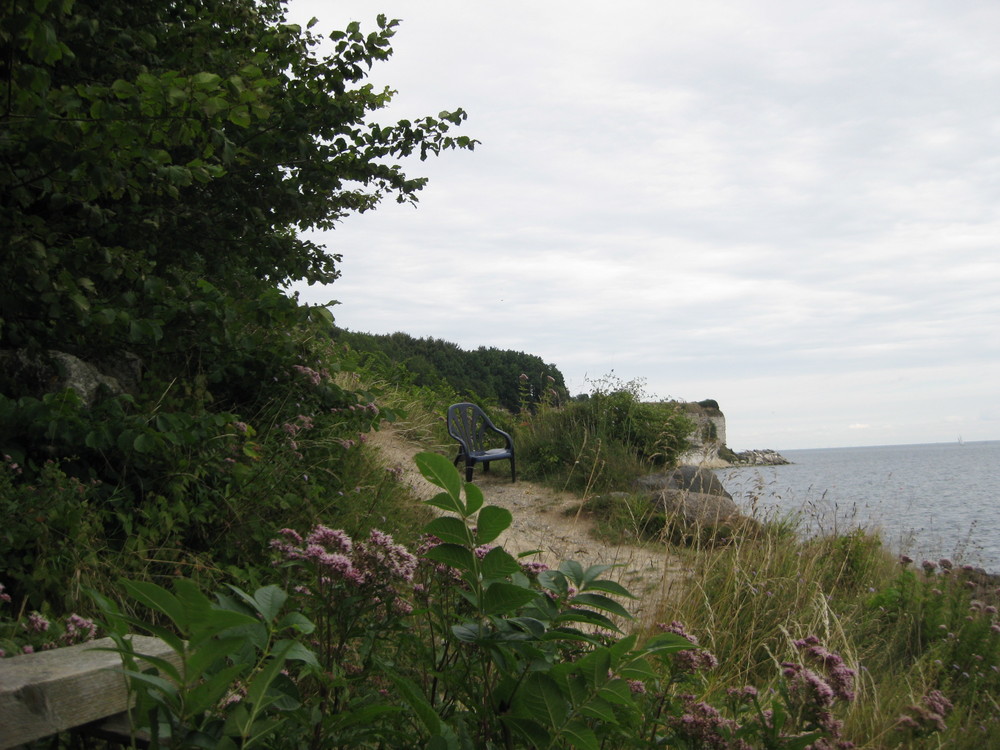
[0,635,177,749]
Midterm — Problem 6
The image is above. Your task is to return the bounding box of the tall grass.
[513,375,696,494]
[642,505,1000,748]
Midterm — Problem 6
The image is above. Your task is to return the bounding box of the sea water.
[715,440,1000,573]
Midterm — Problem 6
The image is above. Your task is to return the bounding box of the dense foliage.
[0,0,472,607]
[514,376,697,493]
[336,329,568,412]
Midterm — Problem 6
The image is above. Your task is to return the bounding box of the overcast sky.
[286,0,1000,450]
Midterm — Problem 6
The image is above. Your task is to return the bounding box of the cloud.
[289,0,1000,449]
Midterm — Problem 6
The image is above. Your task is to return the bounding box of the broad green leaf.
[384,672,440,735]
[245,641,296,706]
[186,636,247,680]
[577,648,612,689]
[598,679,633,706]
[415,452,462,500]
[580,696,617,723]
[192,71,222,87]
[482,582,539,615]
[111,78,136,98]
[500,716,550,747]
[124,669,179,696]
[121,579,186,631]
[272,639,319,668]
[642,632,696,655]
[451,623,484,643]
[186,663,246,715]
[228,105,251,128]
[275,611,315,634]
[423,516,472,546]
[580,579,635,598]
[132,432,158,454]
[480,546,520,579]
[553,608,621,632]
[424,490,465,516]
[558,560,585,585]
[561,721,600,750]
[252,585,288,622]
[580,563,614,586]
[617,657,658,683]
[507,617,547,638]
[463,481,484,515]
[570,592,633,620]
[422,543,474,573]
[512,672,567,725]
[475,505,512,545]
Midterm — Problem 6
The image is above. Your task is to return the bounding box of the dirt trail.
[368,428,687,621]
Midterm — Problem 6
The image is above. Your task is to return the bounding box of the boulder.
[634,466,732,499]
[652,488,741,527]
[0,349,133,407]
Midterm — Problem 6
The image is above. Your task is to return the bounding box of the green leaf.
[577,648,612,689]
[553,608,621,632]
[272,639,319,667]
[500,717,550,747]
[580,579,635,598]
[228,106,251,128]
[275,611,315,634]
[186,663,246,715]
[558,560,585,585]
[480,547,520,579]
[475,505,512,545]
[423,516,472,546]
[569,592,633,620]
[512,672,567,725]
[385,672,440,735]
[192,71,222,87]
[132,432,158,454]
[125,671,179,696]
[482,582,539,615]
[561,721,600,750]
[415,452,462,501]
[463,481,484,515]
[424,490,465,516]
[643,632,696,655]
[451,623,484,643]
[252,585,288,622]
[121,579,187,631]
[422,543,474,573]
[111,78,136,98]
[579,696,617,723]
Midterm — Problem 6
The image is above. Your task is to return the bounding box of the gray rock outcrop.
[0,349,139,407]
[633,466,744,528]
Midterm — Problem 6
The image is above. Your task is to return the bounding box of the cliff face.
[678,401,730,468]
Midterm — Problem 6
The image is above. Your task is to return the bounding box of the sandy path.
[368,428,687,621]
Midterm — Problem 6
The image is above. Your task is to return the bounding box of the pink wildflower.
[24,612,50,634]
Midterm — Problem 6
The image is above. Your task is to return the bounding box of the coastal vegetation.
[2,0,1000,747]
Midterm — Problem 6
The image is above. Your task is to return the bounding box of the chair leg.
[465,463,474,482]
[483,461,491,473]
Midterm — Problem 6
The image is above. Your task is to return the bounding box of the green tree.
[1,0,473,361]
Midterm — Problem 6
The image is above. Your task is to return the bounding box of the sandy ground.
[368,427,688,621]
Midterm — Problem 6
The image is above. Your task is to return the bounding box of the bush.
[514,376,696,494]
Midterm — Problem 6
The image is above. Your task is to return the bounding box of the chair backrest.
[447,402,491,451]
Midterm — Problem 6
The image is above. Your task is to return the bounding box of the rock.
[634,466,733,499]
[730,449,790,466]
[0,349,133,407]
[652,489,741,527]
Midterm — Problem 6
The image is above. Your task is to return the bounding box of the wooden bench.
[0,635,177,748]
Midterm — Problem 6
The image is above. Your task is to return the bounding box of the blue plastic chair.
[447,403,516,482]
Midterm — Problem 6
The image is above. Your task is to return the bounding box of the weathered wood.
[0,635,177,749]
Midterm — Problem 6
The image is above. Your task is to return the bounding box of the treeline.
[335,329,568,412]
